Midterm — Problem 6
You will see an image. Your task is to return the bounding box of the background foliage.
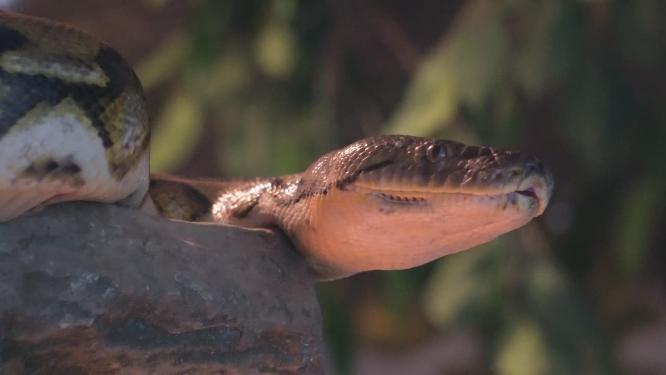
[6,0,665,373]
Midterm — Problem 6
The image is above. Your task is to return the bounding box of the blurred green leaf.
[448,1,507,109]
[617,0,663,70]
[317,283,355,375]
[615,178,662,276]
[254,22,297,78]
[526,258,614,373]
[512,2,563,96]
[136,34,188,91]
[387,0,508,136]
[563,65,608,175]
[385,52,458,136]
[496,319,551,375]
[381,271,418,320]
[150,89,205,172]
[422,241,501,327]
[144,0,169,10]
[217,101,273,177]
[197,47,253,101]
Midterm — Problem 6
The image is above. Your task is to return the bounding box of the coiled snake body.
[0,12,553,280]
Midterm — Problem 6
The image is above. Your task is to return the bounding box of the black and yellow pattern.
[0,11,148,179]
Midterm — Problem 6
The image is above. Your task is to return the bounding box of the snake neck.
[209,175,308,230]
[149,173,344,278]
[149,174,307,230]
[149,135,554,281]
[149,173,356,279]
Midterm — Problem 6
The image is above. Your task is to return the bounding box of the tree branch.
[0,203,323,374]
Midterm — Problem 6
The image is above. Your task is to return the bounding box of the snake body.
[0,11,149,221]
[0,12,553,280]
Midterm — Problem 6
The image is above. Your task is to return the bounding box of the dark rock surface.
[0,202,323,374]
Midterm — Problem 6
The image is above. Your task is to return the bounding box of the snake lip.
[515,187,540,212]
[515,187,537,201]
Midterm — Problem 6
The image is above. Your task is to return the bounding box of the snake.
[0,11,553,280]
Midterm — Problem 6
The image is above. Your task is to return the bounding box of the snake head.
[292,135,554,279]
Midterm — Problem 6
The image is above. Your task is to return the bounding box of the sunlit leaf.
[496,319,551,375]
[254,22,297,78]
[136,34,188,91]
[447,1,507,109]
[150,89,204,172]
[387,0,508,136]
[386,52,458,136]
[252,0,298,79]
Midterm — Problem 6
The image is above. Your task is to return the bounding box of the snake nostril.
[45,160,59,172]
[524,158,541,174]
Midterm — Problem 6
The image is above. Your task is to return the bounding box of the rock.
[0,202,323,374]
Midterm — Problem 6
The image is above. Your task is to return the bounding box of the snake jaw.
[293,184,545,279]
[294,170,554,279]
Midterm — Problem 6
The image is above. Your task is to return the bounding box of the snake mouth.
[516,187,537,200]
[459,181,548,217]
[512,172,553,216]
[471,175,551,216]
[354,171,553,215]
[352,173,553,219]
[352,152,555,217]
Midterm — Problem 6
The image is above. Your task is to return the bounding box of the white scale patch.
[0,52,109,86]
[0,100,148,221]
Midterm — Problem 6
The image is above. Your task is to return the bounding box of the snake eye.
[426,143,447,162]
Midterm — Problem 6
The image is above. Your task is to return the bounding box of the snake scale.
[0,11,553,280]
